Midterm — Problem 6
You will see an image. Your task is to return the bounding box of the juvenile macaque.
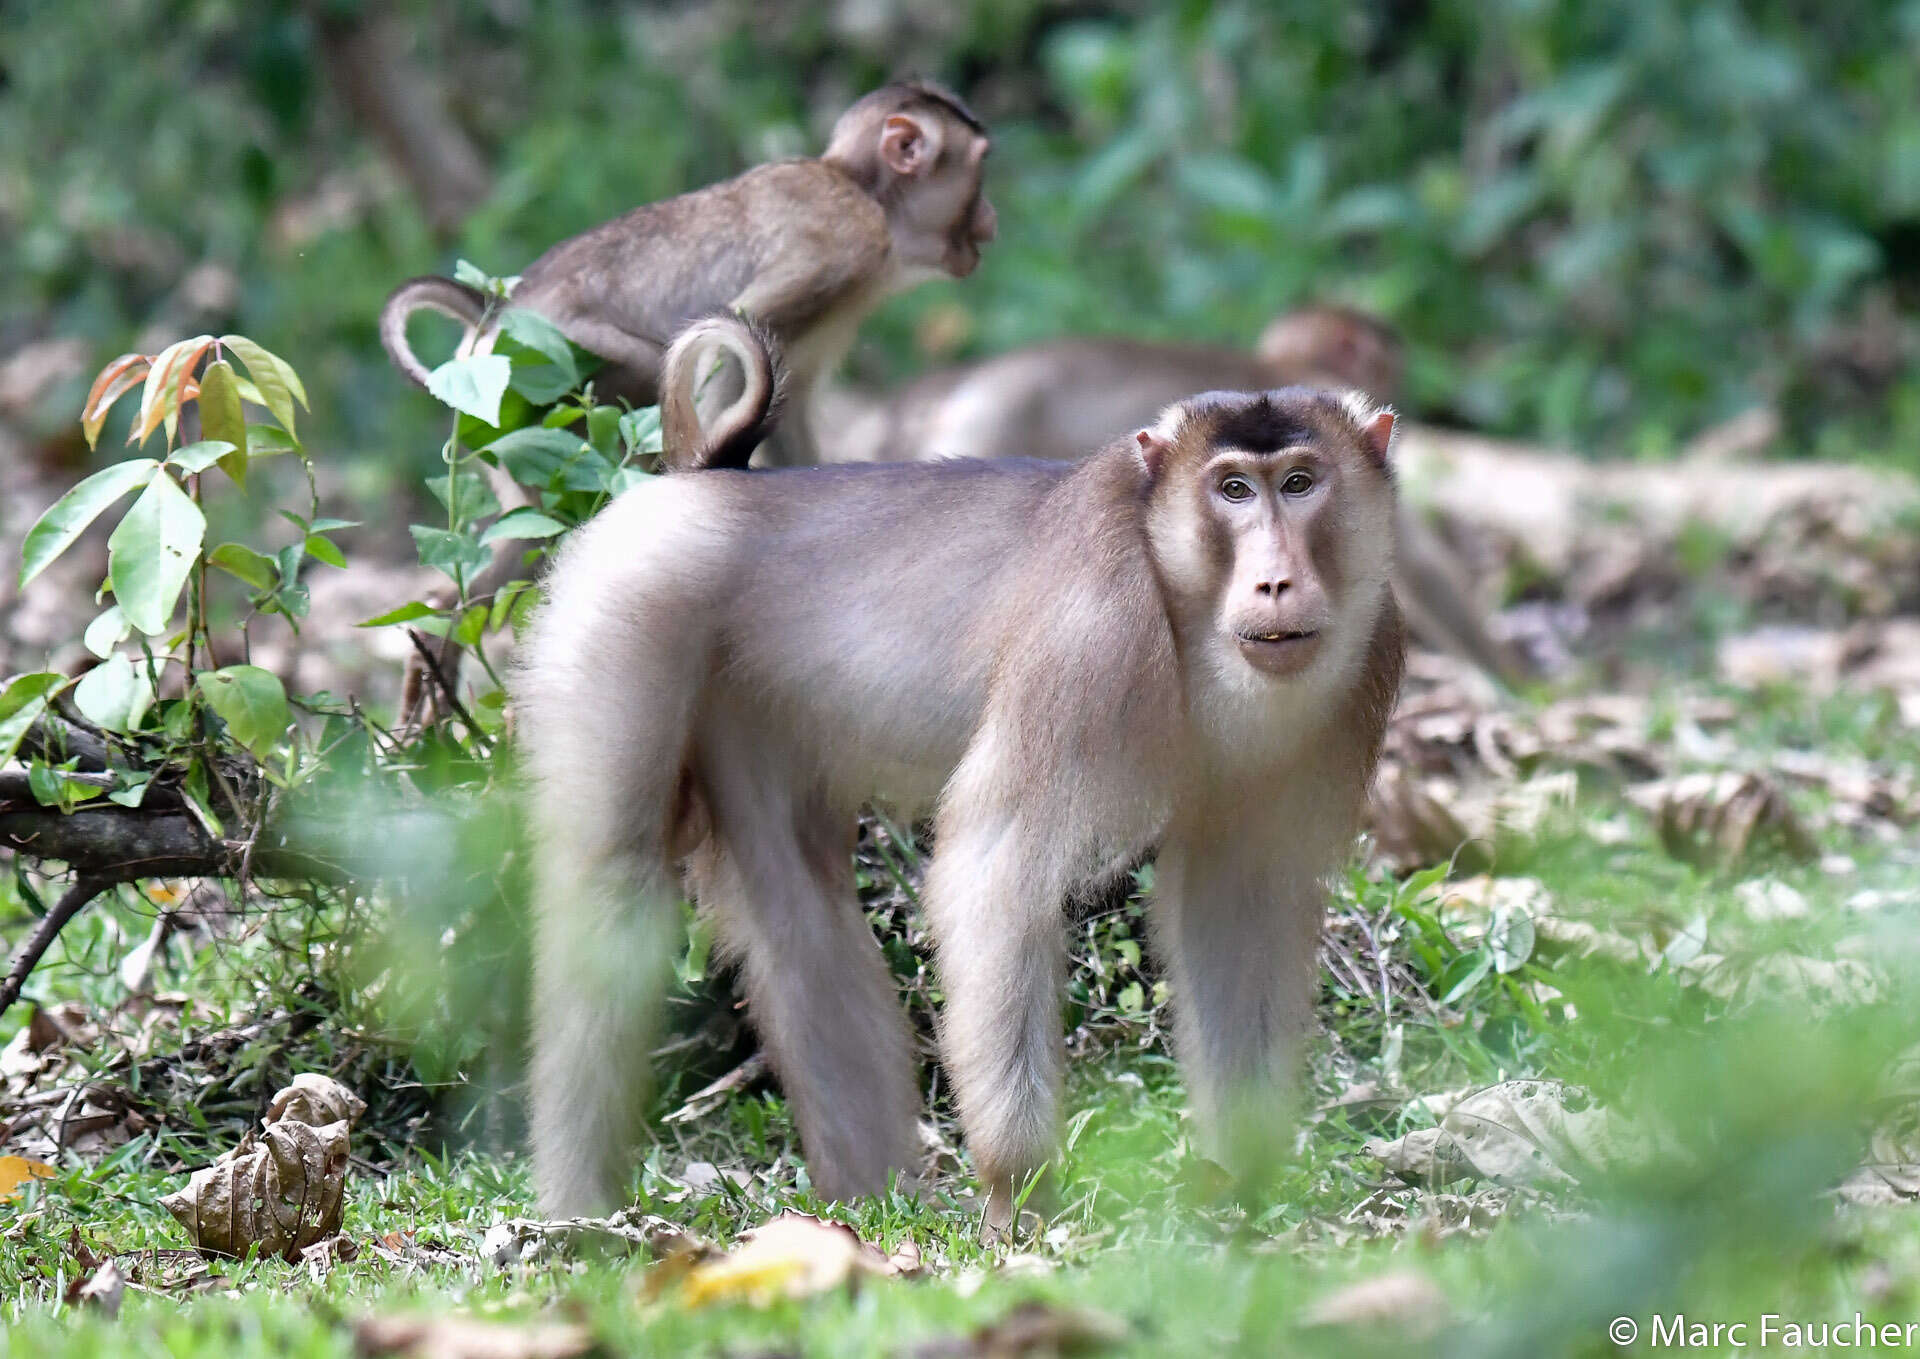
[798,305,1524,685]
[380,79,996,467]
[518,317,1404,1228]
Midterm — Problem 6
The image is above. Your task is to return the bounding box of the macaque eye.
[1281,470,1315,497]
[1219,477,1256,503]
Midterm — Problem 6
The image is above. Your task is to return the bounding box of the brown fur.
[517,343,1403,1226]
[381,80,994,466]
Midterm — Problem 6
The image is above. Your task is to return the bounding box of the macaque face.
[1142,394,1397,688]
[1207,447,1341,678]
[934,132,996,277]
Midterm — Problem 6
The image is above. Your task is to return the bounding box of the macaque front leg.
[1150,827,1327,1184]
[922,814,1071,1234]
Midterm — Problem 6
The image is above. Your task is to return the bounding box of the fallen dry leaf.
[64,1256,125,1318]
[483,1208,704,1270]
[678,1212,896,1309]
[906,1300,1129,1358]
[1368,1080,1668,1188]
[266,1073,367,1129]
[160,1072,364,1261]
[0,1153,57,1200]
[353,1314,597,1359]
[1632,771,1818,867]
[1301,1269,1451,1338]
[1367,765,1481,871]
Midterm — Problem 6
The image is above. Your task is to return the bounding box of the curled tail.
[660,315,787,471]
[379,276,490,389]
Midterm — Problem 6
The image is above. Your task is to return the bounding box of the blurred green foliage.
[5,0,1917,490]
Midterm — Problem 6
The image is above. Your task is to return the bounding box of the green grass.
[4,679,1920,1356]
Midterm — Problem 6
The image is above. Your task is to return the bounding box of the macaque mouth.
[1236,628,1318,645]
[1234,626,1322,675]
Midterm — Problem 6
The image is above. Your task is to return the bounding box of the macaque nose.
[1254,574,1291,598]
[975,200,998,242]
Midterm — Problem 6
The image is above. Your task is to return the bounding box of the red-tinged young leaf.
[132,335,212,447]
[164,350,210,446]
[81,354,151,449]
[18,459,160,589]
[196,359,248,485]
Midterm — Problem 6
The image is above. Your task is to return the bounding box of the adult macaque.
[381,79,996,467]
[795,305,1524,685]
[518,317,1403,1229]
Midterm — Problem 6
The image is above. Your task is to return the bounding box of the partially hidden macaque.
[380,79,996,467]
[518,316,1404,1230]
[791,305,1525,685]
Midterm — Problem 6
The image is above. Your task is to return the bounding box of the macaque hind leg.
[689,738,921,1199]
[1150,821,1329,1188]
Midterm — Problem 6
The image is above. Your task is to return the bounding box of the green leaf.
[18,459,159,589]
[0,673,67,767]
[453,259,492,290]
[499,308,582,403]
[1438,949,1495,1005]
[309,517,359,534]
[74,653,153,733]
[357,600,439,628]
[619,406,663,457]
[480,508,569,545]
[1114,938,1141,968]
[207,542,279,591]
[304,534,347,569]
[411,525,491,584]
[586,405,623,458]
[488,579,542,634]
[246,424,300,456]
[220,336,305,440]
[453,604,489,646]
[167,439,237,475]
[83,604,131,659]
[196,359,249,484]
[426,354,512,425]
[28,761,101,808]
[1488,902,1537,974]
[426,468,502,524]
[107,472,206,635]
[1117,981,1145,1014]
[108,770,154,808]
[194,665,289,759]
[609,466,657,496]
[480,427,590,485]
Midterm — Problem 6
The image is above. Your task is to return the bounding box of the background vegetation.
[7,0,1919,485]
[3,3,1919,1357]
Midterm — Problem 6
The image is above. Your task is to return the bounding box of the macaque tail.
[378,276,490,389]
[660,314,788,471]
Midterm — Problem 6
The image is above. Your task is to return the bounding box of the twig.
[0,876,112,1020]
[405,629,488,748]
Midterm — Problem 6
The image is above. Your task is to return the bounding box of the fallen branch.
[0,715,452,1023]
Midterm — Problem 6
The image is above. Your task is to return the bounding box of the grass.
[3,674,1919,1356]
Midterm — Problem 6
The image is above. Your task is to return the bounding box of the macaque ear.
[1134,428,1172,478]
[879,114,939,177]
[1360,408,1396,465]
